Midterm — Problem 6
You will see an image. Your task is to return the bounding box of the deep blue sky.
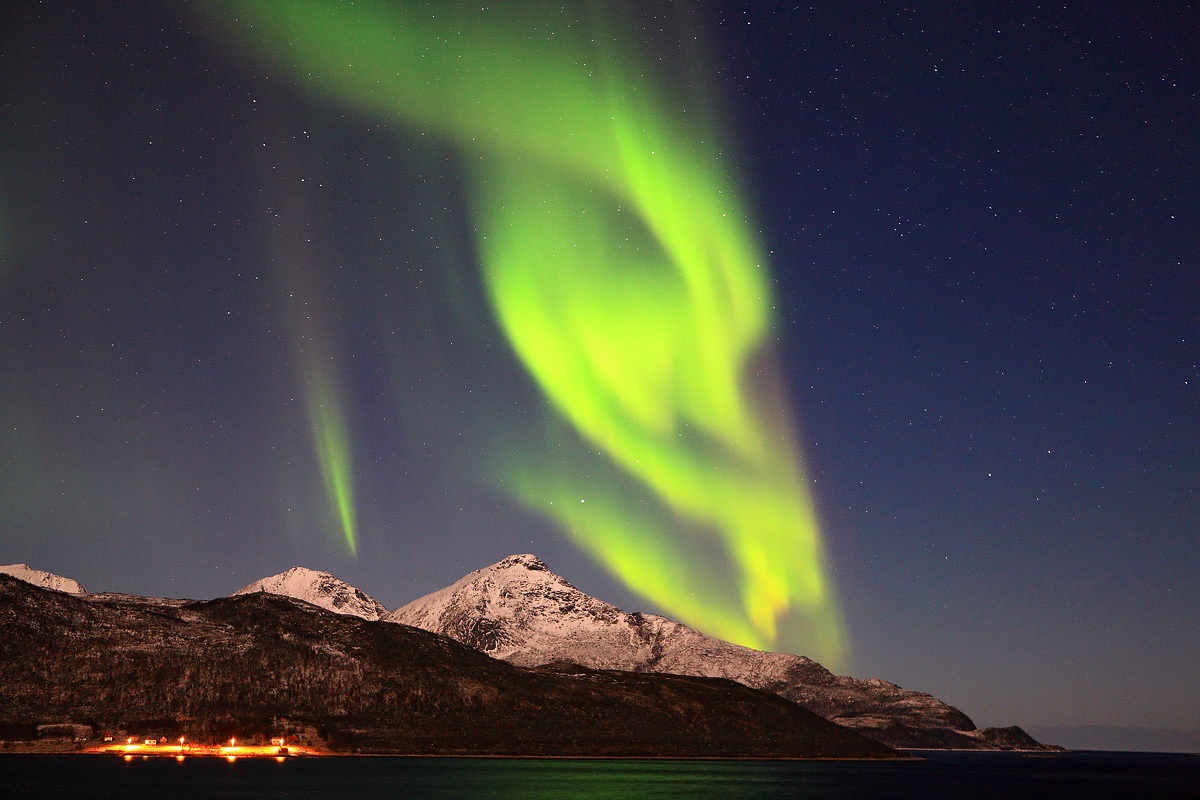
[716,3,1198,733]
[1,0,1195,738]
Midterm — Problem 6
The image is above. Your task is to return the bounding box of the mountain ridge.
[389,554,1056,751]
[2,555,1056,751]
[0,573,897,758]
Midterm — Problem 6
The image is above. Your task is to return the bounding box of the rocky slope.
[0,573,896,758]
[388,554,1054,751]
[234,566,388,621]
[0,563,86,594]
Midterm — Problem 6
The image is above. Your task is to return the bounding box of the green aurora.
[296,344,357,558]
[207,0,846,664]
[266,168,360,558]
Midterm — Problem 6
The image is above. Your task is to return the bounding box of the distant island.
[0,558,1056,757]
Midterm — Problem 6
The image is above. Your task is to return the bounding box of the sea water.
[2,751,1198,799]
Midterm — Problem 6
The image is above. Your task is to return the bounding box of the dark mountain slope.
[0,575,896,758]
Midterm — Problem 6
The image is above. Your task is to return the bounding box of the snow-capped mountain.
[386,554,670,667]
[0,563,86,594]
[387,554,1053,750]
[235,566,387,621]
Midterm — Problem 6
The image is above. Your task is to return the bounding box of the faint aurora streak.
[268,184,359,557]
[299,349,357,557]
[206,0,846,663]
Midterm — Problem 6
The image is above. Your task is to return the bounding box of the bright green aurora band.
[209,0,846,664]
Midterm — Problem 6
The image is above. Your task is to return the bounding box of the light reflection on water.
[3,752,1198,799]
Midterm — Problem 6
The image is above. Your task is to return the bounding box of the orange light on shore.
[96,738,315,759]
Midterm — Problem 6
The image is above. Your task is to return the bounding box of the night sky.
[1,1,1196,743]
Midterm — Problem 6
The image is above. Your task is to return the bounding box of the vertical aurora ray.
[299,353,358,556]
[205,0,846,664]
[268,177,359,557]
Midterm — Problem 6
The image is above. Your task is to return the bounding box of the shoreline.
[0,743,919,761]
[1,742,324,759]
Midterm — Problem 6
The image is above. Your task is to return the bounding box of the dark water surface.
[2,751,1198,799]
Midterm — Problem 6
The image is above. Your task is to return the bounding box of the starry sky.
[1,1,1196,742]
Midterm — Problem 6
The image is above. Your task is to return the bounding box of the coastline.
[0,741,919,761]
[0,740,323,758]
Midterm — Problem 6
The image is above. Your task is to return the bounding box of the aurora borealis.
[206,0,842,662]
[1,0,1197,746]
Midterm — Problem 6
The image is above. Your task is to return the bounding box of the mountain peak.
[234,566,387,620]
[385,554,620,658]
[0,563,86,594]
[495,553,549,572]
[386,553,677,662]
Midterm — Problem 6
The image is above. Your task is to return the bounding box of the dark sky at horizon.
[1,0,1196,735]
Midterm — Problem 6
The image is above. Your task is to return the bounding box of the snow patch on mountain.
[235,567,387,621]
[0,563,86,594]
